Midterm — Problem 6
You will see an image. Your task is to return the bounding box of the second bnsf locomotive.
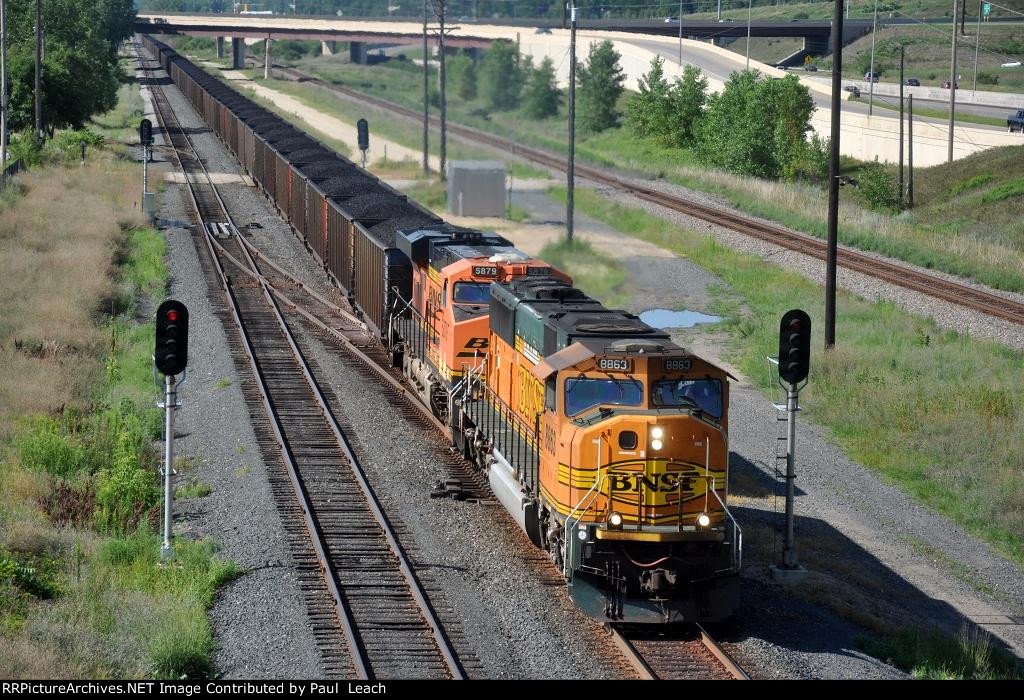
[146,35,741,624]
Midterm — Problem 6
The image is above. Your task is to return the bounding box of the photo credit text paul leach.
[2,682,388,696]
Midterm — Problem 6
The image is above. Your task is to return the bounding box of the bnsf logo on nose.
[610,473,695,492]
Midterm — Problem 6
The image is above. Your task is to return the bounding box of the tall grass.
[553,185,1024,567]
[859,626,1020,679]
[0,143,235,678]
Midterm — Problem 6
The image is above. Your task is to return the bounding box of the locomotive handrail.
[563,473,612,577]
[709,486,743,573]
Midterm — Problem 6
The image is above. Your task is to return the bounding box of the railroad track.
[270,62,1024,327]
[609,625,750,680]
[138,43,468,680]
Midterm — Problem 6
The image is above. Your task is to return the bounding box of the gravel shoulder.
[138,46,324,679]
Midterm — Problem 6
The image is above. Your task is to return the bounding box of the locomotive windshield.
[652,379,723,418]
[565,378,643,416]
[453,282,491,304]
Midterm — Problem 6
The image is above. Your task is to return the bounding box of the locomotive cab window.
[564,377,643,417]
[651,378,723,419]
[453,282,491,305]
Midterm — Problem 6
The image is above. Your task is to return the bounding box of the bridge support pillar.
[321,41,337,56]
[231,37,246,70]
[350,41,368,65]
[216,37,225,59]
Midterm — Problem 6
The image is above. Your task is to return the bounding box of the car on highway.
[535,26,552,34]
[775,64,788,71]
[664,16,679,22]
[1008,110,1024,133]
[1002,61,1022,68]
[941,80,959,89]
[844,85,862,97]
[904,78,920,86]
[864,71,881,82]
[804,65,818,72]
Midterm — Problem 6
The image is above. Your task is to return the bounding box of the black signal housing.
[778,309,811,384]
[155,300,189,376]
[357,118,369,152]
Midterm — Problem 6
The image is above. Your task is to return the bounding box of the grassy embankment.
[0,73,237,679]
[275,53,1024,296]
[543,186,1022,679]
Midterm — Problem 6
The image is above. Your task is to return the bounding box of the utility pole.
[678,0,683,66]
[422,0,429,176]
[264,37,271,80]
[717,0,722,21]
[948,0,959,163]
[436,0,447,180]
[34,0,41,143]
[960,0,967,34]
[973,1,982,93]
[907,94,914,208]
[1,0,7,169]
[868,0,878,115]
[825,0,844,349]
[567,1,577,243]
[745,0,752,70]
[899,45,905,210]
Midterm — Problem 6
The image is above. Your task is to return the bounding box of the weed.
[175,481,212,499]
[212,378,232,391]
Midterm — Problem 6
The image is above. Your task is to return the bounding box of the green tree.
[695,70,816,180]
[4,0,135,133]
[448,54,478,101]
[663,65,708,148]
[626,56,671,140]
[577,40,625,134]
[858,160,900,213]
[478,40,524,111]
[521,56,560,119]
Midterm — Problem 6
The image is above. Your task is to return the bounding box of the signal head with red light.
[155,300,189,376]
[778,309,811,384]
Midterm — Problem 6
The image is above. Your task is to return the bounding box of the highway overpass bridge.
[136,13,873,66]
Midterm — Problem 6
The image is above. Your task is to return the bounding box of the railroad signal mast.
[357,118,369,168]
[140,118,154,214]
[154,300,190,561]
[772,309,811,583]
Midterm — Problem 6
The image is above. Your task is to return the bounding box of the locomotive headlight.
[608,512,623,527]
[650,426,664,440]
[651,439,663,451]
[577,528,589,541]
[697,513,711,528]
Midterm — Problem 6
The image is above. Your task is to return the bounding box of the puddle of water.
[640,308,722,329]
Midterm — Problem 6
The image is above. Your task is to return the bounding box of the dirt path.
[219,68,438,170]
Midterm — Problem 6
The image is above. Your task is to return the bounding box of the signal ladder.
[766,355,796,561]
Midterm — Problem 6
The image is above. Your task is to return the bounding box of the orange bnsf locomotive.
[389,228,741,623]
[146,35,740,624]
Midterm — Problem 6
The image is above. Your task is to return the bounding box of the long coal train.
[141,35,742,624]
